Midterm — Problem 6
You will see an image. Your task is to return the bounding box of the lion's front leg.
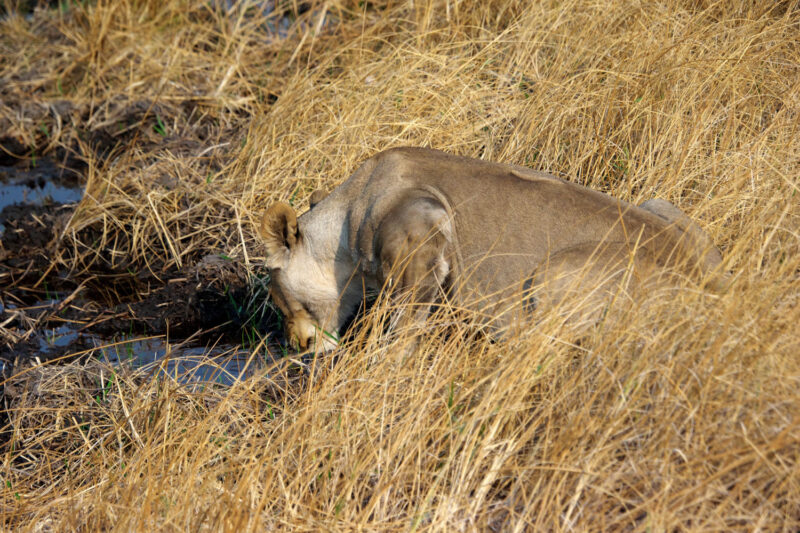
[374,192,453,350]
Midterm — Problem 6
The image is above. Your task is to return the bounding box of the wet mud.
[0,121,281,387]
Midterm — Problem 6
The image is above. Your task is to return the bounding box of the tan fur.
[258,147,724,351]
[260,202,298,266]
[309,189,329,208]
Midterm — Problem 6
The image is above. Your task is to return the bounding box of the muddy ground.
[0,101,282,381]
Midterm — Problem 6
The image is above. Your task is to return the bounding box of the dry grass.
[1,0,799,530]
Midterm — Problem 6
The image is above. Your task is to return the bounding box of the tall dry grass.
[1,0,799,530]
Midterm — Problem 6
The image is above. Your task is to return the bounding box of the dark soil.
[0,133,280,384]
[1,199,277,359]
[0,36,285,386]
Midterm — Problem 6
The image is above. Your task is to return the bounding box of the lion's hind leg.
[529,242,663,328]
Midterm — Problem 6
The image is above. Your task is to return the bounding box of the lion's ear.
[309,188,329,209]
[259,202,299,268]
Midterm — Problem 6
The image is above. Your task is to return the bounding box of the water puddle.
[96,337,266,387]
[28,323,277,387]
[4,292,284,388]
[0,159,85,234]
[0,174,84,211]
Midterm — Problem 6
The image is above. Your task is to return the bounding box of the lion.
[258,147,723,351]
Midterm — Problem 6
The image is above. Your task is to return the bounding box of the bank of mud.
[0,96,282,383]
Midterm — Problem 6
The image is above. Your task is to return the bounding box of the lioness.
[259,147,723,351]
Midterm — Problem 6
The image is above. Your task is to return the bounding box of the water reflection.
[97,337,267,387]
[0,179,84,212]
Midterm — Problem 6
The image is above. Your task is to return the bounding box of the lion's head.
[258,200,360,352]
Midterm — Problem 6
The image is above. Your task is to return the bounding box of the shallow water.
[26,320,275,386]
[0,161,85,234]
[96,337,265,387]
[0,178,84,213]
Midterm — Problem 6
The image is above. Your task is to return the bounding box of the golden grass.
[1,0,799,530]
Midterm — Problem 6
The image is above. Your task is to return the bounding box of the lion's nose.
[300,333,313,350]
[294,331,315,351]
